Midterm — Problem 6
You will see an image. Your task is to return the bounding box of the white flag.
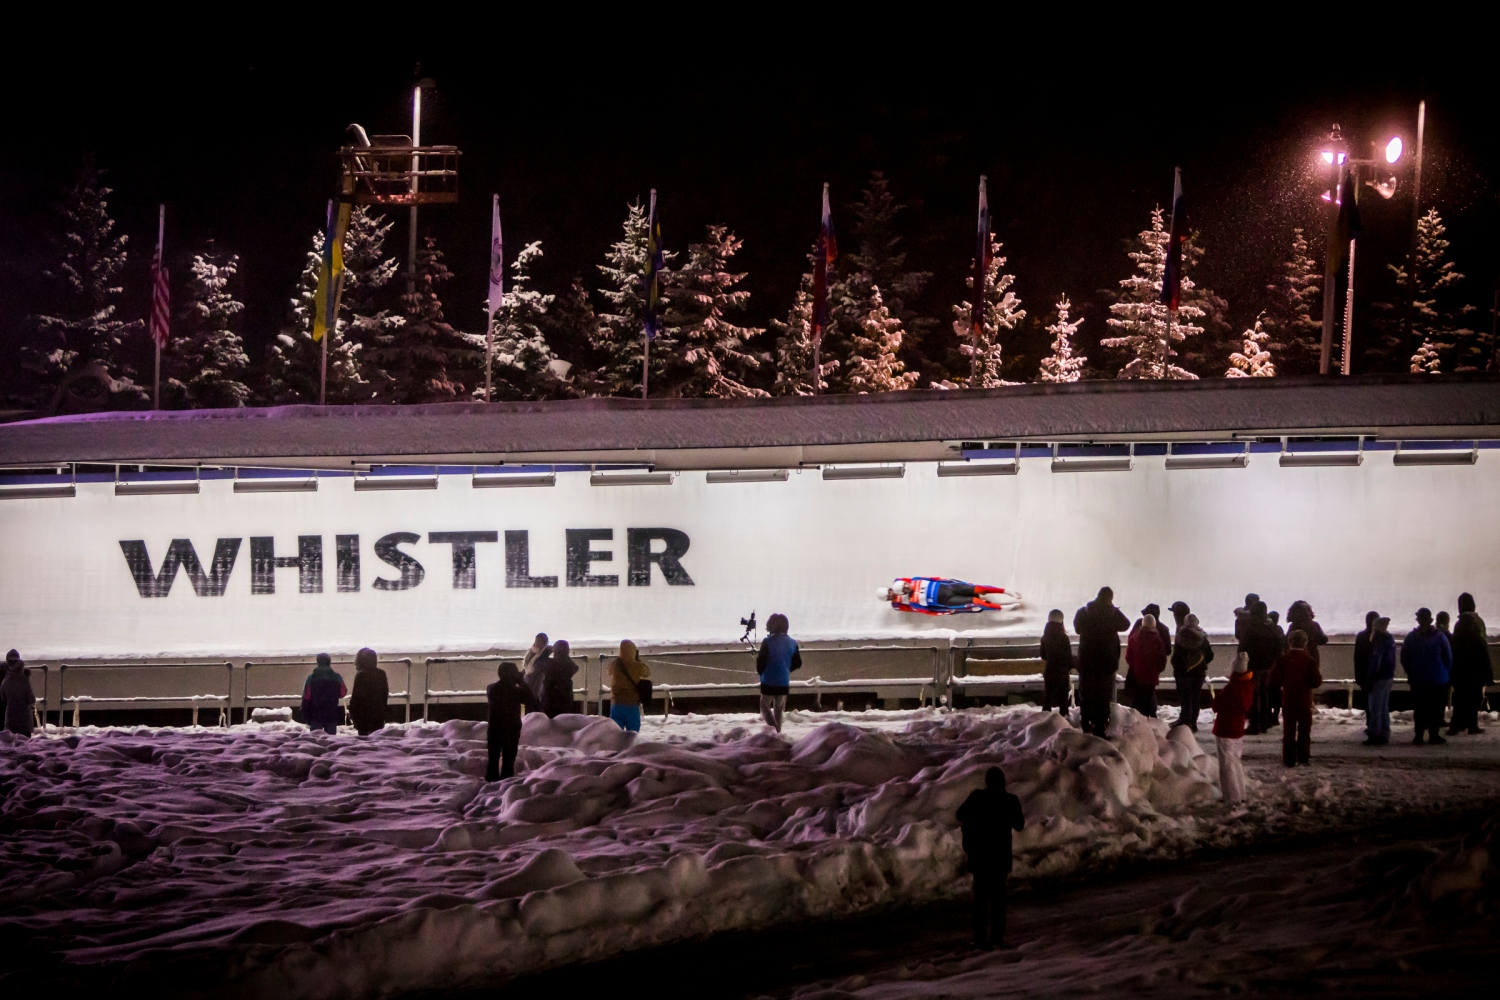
[487,194,504,317]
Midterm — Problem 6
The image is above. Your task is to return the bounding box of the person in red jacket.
[1125,613,1168,718]
[1213,652,1255,803]
[1269,630,1323,767]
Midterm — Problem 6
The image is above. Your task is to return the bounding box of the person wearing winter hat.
[1171,613,1214,730]
[348,648,389,736]
[1125,613,1168,718]
[1167,601,1191,632]
[1401,608,1452,745]
[756,613,802,732]
[1212,652,1255,803]
[1270,630,1323,767]
[1450,593,1493,736]
[607,640,651,732]
[1,650,36,737]
[300,653,347,735]
[1039,610,1074,713]
[1353,611,1380,693]
[1364,617,1397,745]
[1073,587,1129,737]
[956,767,1025,948]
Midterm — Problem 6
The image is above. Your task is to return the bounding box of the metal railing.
[244,658,413,724]
[58,662,232,728]
[423,654,591,719]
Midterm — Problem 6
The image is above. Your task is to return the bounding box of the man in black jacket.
[957,767,1025,948]
[1238,601,1282,734]
[1039,610,1074,713]
[487,661,541,780]
[1449,593,1493,735]
[1074,587,1130,737]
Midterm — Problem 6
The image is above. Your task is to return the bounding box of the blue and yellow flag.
[312,199,351,343]
[643,189,664,341]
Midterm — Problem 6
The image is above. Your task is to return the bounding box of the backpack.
[636,678,652,704]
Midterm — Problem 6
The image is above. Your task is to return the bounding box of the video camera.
[738,611,757,646]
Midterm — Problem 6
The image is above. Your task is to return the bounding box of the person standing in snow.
[1363,616,1397,746]
[301,653,347,735]
[1170,614,1214,731]
[1074,587,1130,737]
[756,613,802,733]
[1125,612,1168,718]
[1449,593,1493,736]
[956,766,1025,949]
[1212,653,1255,803]
[1,649,36,736]
[1285,601,1329,665]
[1233,593,1260,642]
[537,640,579,718]
[607,640,651,733]
[348,648,389,736]
[487,661,540,780]
[1039,610,1074,713]
[1401,608,1452,746]
[1269,630,1322,767]
[1168,600,1191,633]
[1353,611,1379,693]
[523,633,550,700]
[1238,601,1281,734]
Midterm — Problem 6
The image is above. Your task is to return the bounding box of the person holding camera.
[756,613,802,733]
[608,640,651,732]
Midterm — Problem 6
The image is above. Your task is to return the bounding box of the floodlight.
[1320,151,1334,164]
[1385,136,1403,163]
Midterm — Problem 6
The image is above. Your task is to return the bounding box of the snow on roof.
[3,374,1498,469]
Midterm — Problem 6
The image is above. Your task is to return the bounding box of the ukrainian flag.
[312,200,351,343]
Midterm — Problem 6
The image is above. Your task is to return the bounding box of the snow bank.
[0,704,1220,996]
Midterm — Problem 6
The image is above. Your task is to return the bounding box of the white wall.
[2,452,1496,659]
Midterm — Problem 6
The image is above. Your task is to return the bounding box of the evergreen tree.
[1410,339,1442,374]
[340,207,403,376]
[1037,296,1086,383]
[950,233,1024,388]
[541,276,599,381]
[659,225,767,397]
[1101,207,1204,379]
[166,246,250,408]
[842,172,931,334]
[262,230,365,405]
[769,269,829,396]
[592,202,676,396]
[843,286,919,393]
[484,241,565,401]
[1262,227,1321,374]
[364,236,478,403]
[1384,209,1480,370]
[23,161,146,406]
[1226,314,1276,377]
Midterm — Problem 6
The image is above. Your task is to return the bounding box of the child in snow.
[1212,652,1255,804]
[1270,630,1322,767]
[301,653,347,735]
[956,767,1025,948]
[1039,610,1074,713]
[756,614,802,732]
[608,640,651,732]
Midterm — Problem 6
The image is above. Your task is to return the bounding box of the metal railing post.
[422,657,433,721]
[404,658,413,723]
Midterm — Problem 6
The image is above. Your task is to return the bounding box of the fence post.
[225,662,234,726]
[404,659,412,724]
[58,664,66,730]
[422,657,432,721]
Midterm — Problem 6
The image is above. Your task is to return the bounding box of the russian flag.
[971,175,991,339]
[811,183,837,344]
[1160,167,1190,311]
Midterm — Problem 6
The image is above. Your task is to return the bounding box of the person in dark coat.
[1125,613,1168,718]
[347,647,389,736]
[1,650,36,736]
[1233,593,1260,642]
[1171,613,1214,730]
[537,639,579,718]
[1449,593,1493,735]
[301,653,347,735]
[523,634,551,700]
[1286,601,1329,665]
[1364,616,1397,745]
[1168,600,1191,633]
[1039,609,1074,713]
[1264,611,1289,727]
[956,766,1025,948]
[1270,630,1322,766]
[1238,601,1282,734]
[756,613,802,733]
[1400,608,1452,746]
[487,661,540,780]
[1074,587,1130,737]
[1353,611,1379,691]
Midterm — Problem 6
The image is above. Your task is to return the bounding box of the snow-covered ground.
[1,704,1497,996]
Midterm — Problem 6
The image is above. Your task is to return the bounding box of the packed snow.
[1,704,1496,996]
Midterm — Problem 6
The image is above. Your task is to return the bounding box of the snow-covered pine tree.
[262,230,365,405]
[22,161,146,407]
[340,207,403,382]
[484,241,566,400]
[950,233,1024,388]
[541,277,599,383]
[592,202,676,396]
[1385,209,1481,370]
[1226,314,1276,377]
[1410,339,1441,374]
[769,270,831,396]
[1262,227,1321,374]
[1101,207,1204,379]
[1037,296,1086,382]
[842,172,932,338]
[166,246,251,408]
[844,286,919,393]
[363,236,478,404]
[659,225,767,397]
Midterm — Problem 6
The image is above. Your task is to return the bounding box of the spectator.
[1353,611,1380,692]
[1213,652,1255,803]
[1233,592,1260,642]
[523,633,550,699]
[347,648,389,736]
[1265,610,1288,727]
[756,613,802,733]
[1168,600,1191,633]
[1125,613,1168,718]
[1,650,35,737]
[1039,609,1074,714]
[1364,616,1397,746]
[1239,601,1282,734]
[1171,613,1214,731]
[487,661,539,780]
[1074,587,1130,737]
[955,766,1025,949]
[537,640,579,718]
[1449,593,1493,736]
[607,640,651,733]
[1401,608,1452,746]
[1286,601,1329,665]
[1270,630,1323,767]
[301,653,346,735]
[1133,604,1173,655]
[1436,611,1452,637]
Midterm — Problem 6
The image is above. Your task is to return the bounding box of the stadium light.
[1385,136,1403,163]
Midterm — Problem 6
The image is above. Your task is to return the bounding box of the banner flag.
[150,238,170,350]
[971,175,991,338]
[1160,167,1190,311]
[312,200,349,343]
[811,183,837,344]
[487,194,504,318]
[643,189,664,341]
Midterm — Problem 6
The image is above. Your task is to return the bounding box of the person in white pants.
[1213,653,1256,804]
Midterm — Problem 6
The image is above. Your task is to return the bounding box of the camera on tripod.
[738,611,757,645]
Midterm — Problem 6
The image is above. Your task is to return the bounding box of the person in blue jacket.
[301,653,347,735]
[1362,617,1397,746]
[1400,607,1452,746]
[755,613,802,733]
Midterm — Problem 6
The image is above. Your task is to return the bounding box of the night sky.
[4,44,1497,392]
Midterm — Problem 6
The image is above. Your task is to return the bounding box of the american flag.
[149,252,170,349]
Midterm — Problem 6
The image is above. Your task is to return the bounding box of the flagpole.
[486,193,499,404]
[1342,239,1356,376]
[153,204,164,410]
